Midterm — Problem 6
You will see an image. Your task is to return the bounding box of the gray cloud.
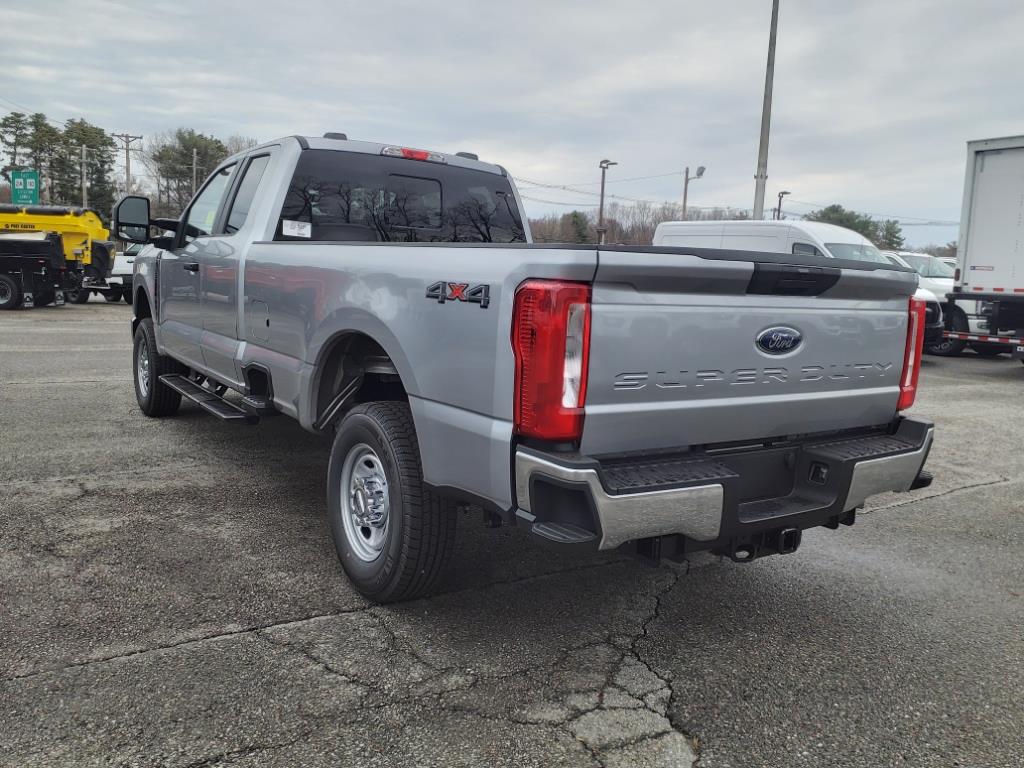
[7,0,1023,245]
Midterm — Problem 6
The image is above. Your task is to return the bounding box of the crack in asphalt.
[863,476,1011,513]
[2,558,626,684]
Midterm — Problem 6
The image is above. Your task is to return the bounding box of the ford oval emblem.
[756,326,802,355]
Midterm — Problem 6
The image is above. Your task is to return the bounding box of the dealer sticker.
[282,219,312,239]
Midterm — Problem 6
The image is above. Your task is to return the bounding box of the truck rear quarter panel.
[240,241,596,510]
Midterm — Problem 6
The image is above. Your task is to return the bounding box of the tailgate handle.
[746,263,840,296]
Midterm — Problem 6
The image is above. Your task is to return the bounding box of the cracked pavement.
[1,301,1023,767]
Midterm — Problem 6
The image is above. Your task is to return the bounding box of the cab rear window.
[276,149,525,243]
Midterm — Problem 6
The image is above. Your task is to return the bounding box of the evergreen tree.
[805,204,880,242]
[53,119,117,216]
[877,219,905,250]
[147,128,229,215]
[0,112,30,181]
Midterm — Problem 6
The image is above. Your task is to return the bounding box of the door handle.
[182,262,199,273]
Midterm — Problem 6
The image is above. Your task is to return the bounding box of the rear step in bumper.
[515,416,934,551]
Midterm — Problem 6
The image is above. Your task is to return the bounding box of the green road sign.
[11,170,40,205]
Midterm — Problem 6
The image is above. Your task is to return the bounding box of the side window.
[184,165,235,242]
[792,241,823,257]
[224,155,271,234]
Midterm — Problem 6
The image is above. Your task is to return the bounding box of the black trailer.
[0,233,68,310]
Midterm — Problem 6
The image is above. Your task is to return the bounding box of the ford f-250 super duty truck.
[112,134,934,603]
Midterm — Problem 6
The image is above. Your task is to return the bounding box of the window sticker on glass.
[282,219,312,238]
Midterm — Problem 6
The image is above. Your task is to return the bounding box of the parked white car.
[104,243,140,304]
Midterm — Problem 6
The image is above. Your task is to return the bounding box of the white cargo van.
[653,220,892,263]
[652,219,944,347]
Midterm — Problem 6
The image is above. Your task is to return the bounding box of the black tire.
[133,317,184,417]
[67,286,91,304]
[971,343,1006,357]
[123,289,132,304]
[34,290,56,307]
[0,274,22,310]
[926,307,968,356]
[104,290,122,303]
[327,401,457,603]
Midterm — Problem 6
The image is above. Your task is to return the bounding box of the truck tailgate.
[581,248,919,456]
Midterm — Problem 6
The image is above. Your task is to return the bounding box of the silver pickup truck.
[112,134,934,603]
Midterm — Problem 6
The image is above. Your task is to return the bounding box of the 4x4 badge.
[425,281,490,308]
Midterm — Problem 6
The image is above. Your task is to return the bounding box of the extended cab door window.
[182,165,236,243]
[224,155,271,234]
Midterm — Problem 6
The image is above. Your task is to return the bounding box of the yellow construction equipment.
[0,205,114,303]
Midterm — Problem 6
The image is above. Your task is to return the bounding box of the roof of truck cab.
[231,135,507,177]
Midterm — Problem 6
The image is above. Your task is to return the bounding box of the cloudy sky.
[7,0,1024,245]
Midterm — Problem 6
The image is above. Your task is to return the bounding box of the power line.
[785,199,959,225]
[517,171,683,189]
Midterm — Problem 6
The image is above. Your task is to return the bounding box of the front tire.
[327,402,457,603]
[133,318,184,417]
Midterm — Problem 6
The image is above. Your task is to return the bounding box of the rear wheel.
[133,318,184,417]
[34,290,56,307]
[0,275,21,310]
[123,290,132,304]
[327,402,457,603]
[104,290,123,303]
[926,307,968,356]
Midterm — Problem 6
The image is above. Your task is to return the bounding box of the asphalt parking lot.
[1,300,1022,768]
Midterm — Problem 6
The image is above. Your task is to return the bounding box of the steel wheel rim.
[137,341,151,398]
[340,443,391,562]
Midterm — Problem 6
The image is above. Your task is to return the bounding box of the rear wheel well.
[315,333,407,430]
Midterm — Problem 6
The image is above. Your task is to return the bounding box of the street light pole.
[776,190,790,220]
[597,159,617,244]
[753,0,781,220]
[682,165,706,220]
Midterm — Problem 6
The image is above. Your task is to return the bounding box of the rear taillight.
[512,280,592,442]
[898,296,926,410]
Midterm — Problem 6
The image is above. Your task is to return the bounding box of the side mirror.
[112,195,151,243]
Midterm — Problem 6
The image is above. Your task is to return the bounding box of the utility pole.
[776,190,790,220]
[80,145,88,208]
[682,165,706,220]
[597,159,617,244]
[192,148,198,196]
[753,0,781,220]
[112,133,143,195]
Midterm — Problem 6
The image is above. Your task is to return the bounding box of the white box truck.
[945,135,1024,358]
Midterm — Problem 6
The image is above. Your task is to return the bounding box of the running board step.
[530,522,598,545]
[159,375,259,424]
